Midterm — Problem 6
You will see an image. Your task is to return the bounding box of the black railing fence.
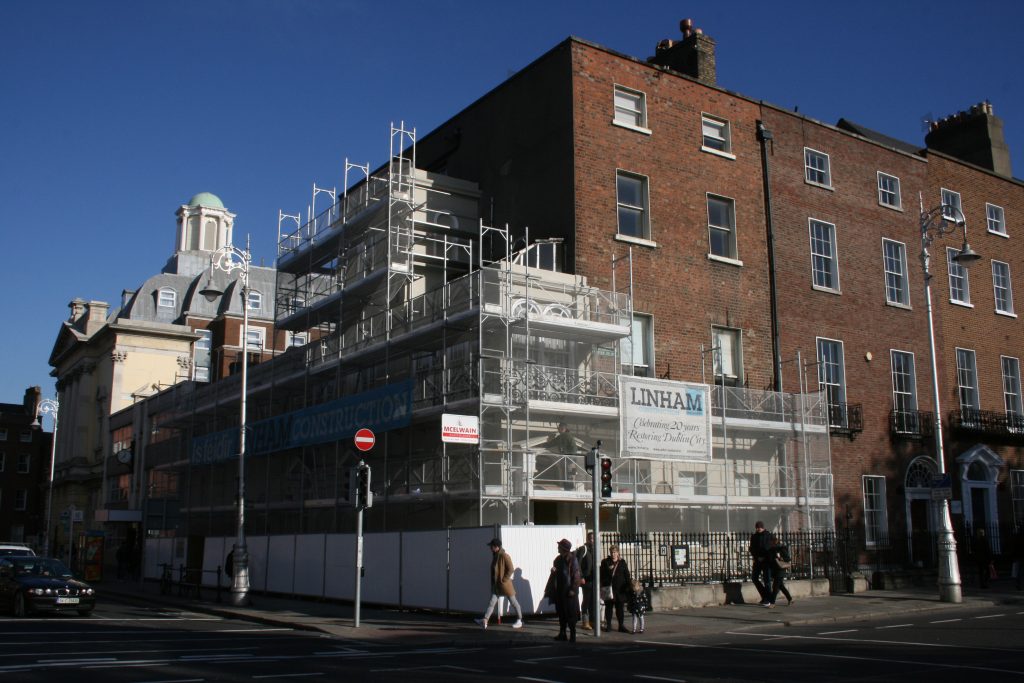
[600,531,842,587]
[854,521,1024,579]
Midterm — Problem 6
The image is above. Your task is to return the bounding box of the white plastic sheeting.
[146,524,586,614]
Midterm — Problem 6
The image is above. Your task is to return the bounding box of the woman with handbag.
[600,544,632,633]
[765,536,793,607]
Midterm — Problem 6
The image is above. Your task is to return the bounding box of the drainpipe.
[757,118,782,392]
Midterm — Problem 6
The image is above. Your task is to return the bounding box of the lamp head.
[955,241,981,266]
[199,277,224,303]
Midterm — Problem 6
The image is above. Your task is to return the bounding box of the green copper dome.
[187,192,225,209]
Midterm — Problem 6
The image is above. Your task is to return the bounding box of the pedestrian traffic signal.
[356,462,373,509]
[600,457,613,497]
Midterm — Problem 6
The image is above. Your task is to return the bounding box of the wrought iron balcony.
[949,408,1024,442]
[889,409,935,440]
[827,402,863,438]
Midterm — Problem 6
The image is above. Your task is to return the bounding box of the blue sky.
[2,0,1021,404]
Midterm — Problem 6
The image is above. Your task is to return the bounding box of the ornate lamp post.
[199,244,252,607]
[37,398,59,557]
[919,195,980,603]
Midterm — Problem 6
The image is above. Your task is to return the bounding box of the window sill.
[805,180,835,192]
[701,146,736,160]
[611,120,652,136]
[987,229,1009,239]
[707,253,743,267]
[615,234,658,249]
[885,300,912,310]
[996,310,1018,318]
[812,284,841,295]
[878,202,903,212]
[949,299,974,308]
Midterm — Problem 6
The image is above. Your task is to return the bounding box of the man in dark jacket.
[545,538,582,642]
[576,531,596,629]
[748,521,774,605]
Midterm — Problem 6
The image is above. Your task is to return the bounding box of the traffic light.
[356,462,373,509]
[585,440,602,474]
[600,456,613,497]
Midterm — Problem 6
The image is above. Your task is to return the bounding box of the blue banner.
[191,379,413,465]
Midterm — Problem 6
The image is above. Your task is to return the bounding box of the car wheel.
[13,592,27,618]
[77,607,93,617]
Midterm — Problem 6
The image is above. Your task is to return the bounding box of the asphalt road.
[1,599,1021,682]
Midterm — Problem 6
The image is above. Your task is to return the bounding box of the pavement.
[97,576,1024,646]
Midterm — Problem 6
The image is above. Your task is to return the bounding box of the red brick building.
[414,23,1024,552]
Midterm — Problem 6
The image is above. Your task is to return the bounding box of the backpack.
[773,545,792,570]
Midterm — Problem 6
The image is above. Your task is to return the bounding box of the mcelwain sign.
[618,377,712,462]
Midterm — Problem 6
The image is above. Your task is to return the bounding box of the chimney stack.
[647,18,717,86]
[84,300,110,336]
[925,101,1012,177]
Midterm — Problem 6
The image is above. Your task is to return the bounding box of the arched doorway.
[956,445,1004,550]
[904,456,938,567]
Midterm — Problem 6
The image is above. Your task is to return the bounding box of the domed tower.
[175,192,235,254]
[167,192,237,277]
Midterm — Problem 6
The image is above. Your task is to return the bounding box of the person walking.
[544,538,582,642]
[475,538,524,629]
[600,544,632,633]
[1011,527,1024,590]
[973,527,993,589]
[748,521,774,605]
[576,531,596,630]
[765,536,793,607]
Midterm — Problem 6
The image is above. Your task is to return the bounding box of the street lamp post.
[919,195,980,604]
[200,244,253,607]
[37,398,59,557]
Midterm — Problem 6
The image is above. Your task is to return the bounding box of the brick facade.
[415,36,1024,537]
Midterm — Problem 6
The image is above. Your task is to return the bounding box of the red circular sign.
[354,428,375,452]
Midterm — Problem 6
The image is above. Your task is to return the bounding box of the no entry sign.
[354,428,375,452]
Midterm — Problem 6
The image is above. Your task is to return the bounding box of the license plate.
[56,597,80,604]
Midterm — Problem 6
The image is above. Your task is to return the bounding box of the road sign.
[354,428,375,452]
[931,473,953,500]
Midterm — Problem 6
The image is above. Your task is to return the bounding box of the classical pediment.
[48,321,88,367]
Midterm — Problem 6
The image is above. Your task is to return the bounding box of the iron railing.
[889,409,934,440]
[827,402,863,437]
[599,530,841,587]
[950,408,1024,442]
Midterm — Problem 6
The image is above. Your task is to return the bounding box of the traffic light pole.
[590,441,602,638]
[353,460,371,628]
[354,500,364,628]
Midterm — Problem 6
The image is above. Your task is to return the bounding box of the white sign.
[618,377,712,461]
[441,413,480,444]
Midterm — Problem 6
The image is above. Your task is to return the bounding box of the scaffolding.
[152,121,834,538]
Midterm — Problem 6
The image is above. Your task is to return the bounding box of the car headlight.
[83,588,94,595]
[29,588,44,595]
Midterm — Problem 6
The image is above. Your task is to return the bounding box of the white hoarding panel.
[293,534,327,597]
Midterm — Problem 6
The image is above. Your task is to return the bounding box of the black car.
[0,556,95,617]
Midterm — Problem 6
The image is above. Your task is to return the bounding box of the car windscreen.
[9,557,74,578]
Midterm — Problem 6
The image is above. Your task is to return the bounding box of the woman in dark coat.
[600,544,632,632]
[544,538,583,642]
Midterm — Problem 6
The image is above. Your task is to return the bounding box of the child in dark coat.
[627,578,650,634]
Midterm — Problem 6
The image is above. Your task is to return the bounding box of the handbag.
[601,585,614,602]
